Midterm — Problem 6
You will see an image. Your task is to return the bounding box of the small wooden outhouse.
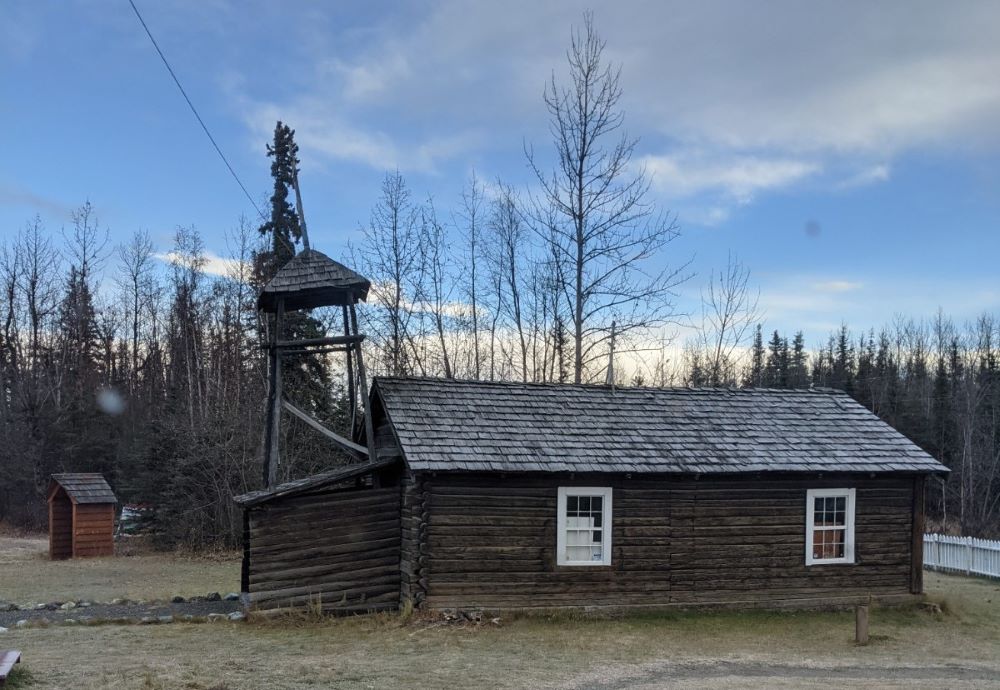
[48,473,117,559]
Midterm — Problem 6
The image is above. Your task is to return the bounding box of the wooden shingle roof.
[49,473,117,504]
[257,249,371,312]
[373,378,949,475]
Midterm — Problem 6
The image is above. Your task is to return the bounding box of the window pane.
[830,528,845,558]
[567,495,578,514]
[593,512,602,528]
[567,545,591,562]
[591,496,602,512]
[592,529,602,543]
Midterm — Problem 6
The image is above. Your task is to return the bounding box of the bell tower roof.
[257,249,371,312]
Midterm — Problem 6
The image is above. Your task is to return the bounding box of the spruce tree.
[256,121,302,282]
[764,330,788,387]
[832,325,855,393]
[743,324,764,387]
[788,331,809,388]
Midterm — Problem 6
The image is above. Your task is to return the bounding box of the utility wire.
[128,0,266,221]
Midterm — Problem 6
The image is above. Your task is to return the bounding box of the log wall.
[247,485,401,614]
[399,471,428,608]
[419,472,920,611]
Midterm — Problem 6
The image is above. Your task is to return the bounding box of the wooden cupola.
[258,247,376,488]
[257,249,371,312]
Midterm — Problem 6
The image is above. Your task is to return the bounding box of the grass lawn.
[2,534,1000,689]
[0,535,240,604]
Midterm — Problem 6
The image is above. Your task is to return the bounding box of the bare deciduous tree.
[527,12,689,383]
[421,198,454,379]
[456,172,485,379]
[353,171,425,376]
[697,252,761,386]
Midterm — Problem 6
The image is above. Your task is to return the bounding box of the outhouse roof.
[49,473,117,504]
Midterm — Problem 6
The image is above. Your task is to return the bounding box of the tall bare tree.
[353,171,426,376]
[697,252,761,386]
[456,172,485,379]
[527,12,689,383]
[487,183,530,382]
[421,198,454,379]
[116,229,156,394]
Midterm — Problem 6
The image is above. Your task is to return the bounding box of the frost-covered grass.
[0,534,239,604]
[3,571,1000,689]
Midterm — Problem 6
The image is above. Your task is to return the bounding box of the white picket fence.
[924,533,1000,579]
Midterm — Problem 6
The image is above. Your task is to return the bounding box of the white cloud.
[225,1,1000,213]
[812,280,864,294]
[155,251,247,278]
[642,154,820,203]
[243,100,483,174]
[836,164,891,190]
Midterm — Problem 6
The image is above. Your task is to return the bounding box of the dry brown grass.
[0,535,240,604]
[3,571,1000,689]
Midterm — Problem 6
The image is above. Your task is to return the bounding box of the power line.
[127,0,266,221]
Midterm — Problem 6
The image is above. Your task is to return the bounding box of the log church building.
[235,248,947,614]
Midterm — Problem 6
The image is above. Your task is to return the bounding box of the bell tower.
[257,248,375,488]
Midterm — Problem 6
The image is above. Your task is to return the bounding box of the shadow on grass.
[3,665,35,689]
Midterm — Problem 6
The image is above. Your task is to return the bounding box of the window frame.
[556,486,613,567]
[805,488,856,566]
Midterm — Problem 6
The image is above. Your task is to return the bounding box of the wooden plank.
[0,650,22,681]
[281,398,368,459]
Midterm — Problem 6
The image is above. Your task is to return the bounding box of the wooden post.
[966,537,973,576]
[855,604,869,645]
[910,474,926,593]
[262,298,284,487]
[241,510,250,593]
[349,303,376,461]
[343,304,356,432]
[292,168,310,251]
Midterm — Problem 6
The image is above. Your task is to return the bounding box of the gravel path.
[567,660,1000,689]
[0,599,240,627]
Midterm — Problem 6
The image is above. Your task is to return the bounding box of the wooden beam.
[281,398,369,459]
[280,347,350,357]
[269,334,365,349]
[262,298,284,487]
[350,303,377,461]
[343,303,356,432]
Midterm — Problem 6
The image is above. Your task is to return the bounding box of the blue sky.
[2,0,999,345]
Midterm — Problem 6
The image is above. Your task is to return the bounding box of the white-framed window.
[805,488,856,565]
[556,486,612,566]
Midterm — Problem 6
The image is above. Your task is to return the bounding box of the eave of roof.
[234,457,399,507]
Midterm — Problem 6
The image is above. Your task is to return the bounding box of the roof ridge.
[374,376,845,395]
